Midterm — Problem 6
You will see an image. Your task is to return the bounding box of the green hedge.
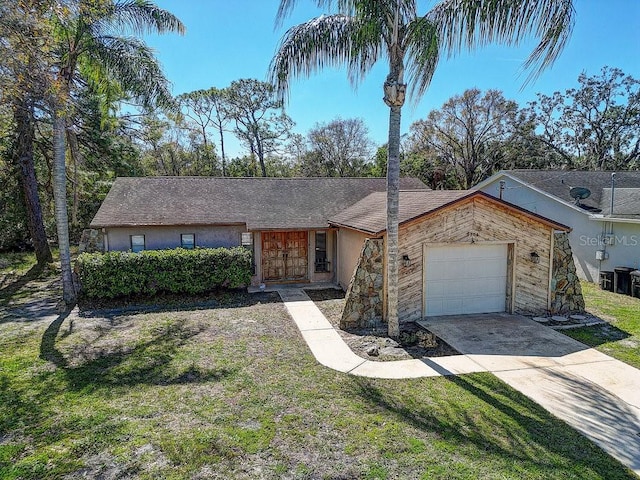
[75,247,253,298]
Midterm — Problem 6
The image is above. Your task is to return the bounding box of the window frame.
[130,234,145,253]
[181,233,196,249]
[314,231,330,273]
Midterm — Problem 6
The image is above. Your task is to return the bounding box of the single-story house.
[89,176,427,286]
[90,177,582,322]
[475,170,640,283]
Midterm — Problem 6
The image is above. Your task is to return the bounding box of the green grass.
[0,263,636,479]
[562,281,640,369]
[0,251,39,275]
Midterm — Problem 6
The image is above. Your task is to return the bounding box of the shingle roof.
[502,170,640,213]
[90,176,428,230]
[600,188,640,218]
[330,190,473,234]
[330,189,570,234]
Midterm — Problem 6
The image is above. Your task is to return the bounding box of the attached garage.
[331,190,573,326]
[424,243,509,316]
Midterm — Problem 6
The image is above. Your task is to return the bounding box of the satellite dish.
[569,186,591,205]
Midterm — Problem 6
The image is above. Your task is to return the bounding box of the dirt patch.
[305,289,460,361]
[78,289,280,317]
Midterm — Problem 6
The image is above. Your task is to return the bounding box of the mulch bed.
[305,288,461,361]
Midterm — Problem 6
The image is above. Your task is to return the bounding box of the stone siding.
[78,229,104,253]
[340,238,384,329]
[550,232,585,313]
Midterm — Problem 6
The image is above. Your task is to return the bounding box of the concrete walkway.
[278,288,640,476]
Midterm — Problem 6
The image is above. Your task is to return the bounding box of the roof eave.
[475,171,594,216]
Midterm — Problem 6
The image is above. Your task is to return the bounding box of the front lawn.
[561,282,640,369]
[0,266,635,479]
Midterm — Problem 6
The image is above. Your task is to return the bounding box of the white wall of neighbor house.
[477,176,639,283]
[589,220,640,273]
[104,225,247,252]
[336,228,371,289]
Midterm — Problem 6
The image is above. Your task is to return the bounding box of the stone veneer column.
[550,232,585,313]
[78,228,105,253]
[340,238,384,330]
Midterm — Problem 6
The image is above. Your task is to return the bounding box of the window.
[241,232,253,246]
[131,235,145,253]
[181,233,195,249]
[241,232,256,275]
[315,231,329,272]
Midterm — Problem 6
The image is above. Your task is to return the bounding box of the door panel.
[262,231,308,282]
[424,243,508,316]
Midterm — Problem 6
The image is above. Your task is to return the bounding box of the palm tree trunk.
[52,109,76,305]
[66,125,83,227]
[386,104,402,339]
[13,98,53,266]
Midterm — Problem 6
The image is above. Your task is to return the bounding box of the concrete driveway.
[419,312,590,369]
[419,313,640,476]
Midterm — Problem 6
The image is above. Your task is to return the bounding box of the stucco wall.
[337,228,371,289]
[586,220,640,274]
[105,225,246,251]
[479,177,640,282]
[398,196,554,322]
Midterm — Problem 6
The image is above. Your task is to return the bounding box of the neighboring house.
[330,190,574,322]
[89,176,427,286]
[475,170,640,283]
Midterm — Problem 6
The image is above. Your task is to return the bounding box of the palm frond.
[275,0,418,28]
[269,14,382,101]
[404,15,439,102]
[90,35,174,109]
[103,0,185,36]
[429,0,575,84]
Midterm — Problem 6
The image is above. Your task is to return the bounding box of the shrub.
[75,247,253,298]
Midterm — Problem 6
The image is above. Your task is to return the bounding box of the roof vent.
[569,186,591,205]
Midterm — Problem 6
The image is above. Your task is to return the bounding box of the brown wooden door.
[261,231,308,282]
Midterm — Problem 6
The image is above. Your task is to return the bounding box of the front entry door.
[261,231,308,282]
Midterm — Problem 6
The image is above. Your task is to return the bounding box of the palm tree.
[270,0,575,338]
[51,0,184,305]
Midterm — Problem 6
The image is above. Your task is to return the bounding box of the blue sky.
[144,1,640,158]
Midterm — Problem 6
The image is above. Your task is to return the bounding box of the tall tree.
[50,0,184,305]
[1,0,54,265]
[409,89,518,188]
[526,67,640,170]
[176,88,228,175]
[300,117,374,176]
[271,0,575,337]
[225,79,294,177]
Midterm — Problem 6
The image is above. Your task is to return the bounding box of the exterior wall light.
[402,254,411,267]
[530,251,540,264]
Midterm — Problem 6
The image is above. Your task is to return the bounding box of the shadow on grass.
[77,290,281,319]
[39,310,236,392]
[0,264,44,303]
[561,323,631,348]
[353,374,636,479]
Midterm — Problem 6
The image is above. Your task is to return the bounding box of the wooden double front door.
[261,231,308,282]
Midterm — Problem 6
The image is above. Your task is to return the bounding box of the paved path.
[278,288,640,476]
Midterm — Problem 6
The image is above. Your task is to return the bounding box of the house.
[475,170,640,283]
[90,177,583,322]
[89,176,427,286]
[329,190,580,327]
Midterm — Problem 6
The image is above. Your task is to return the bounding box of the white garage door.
[424,243,508,316]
